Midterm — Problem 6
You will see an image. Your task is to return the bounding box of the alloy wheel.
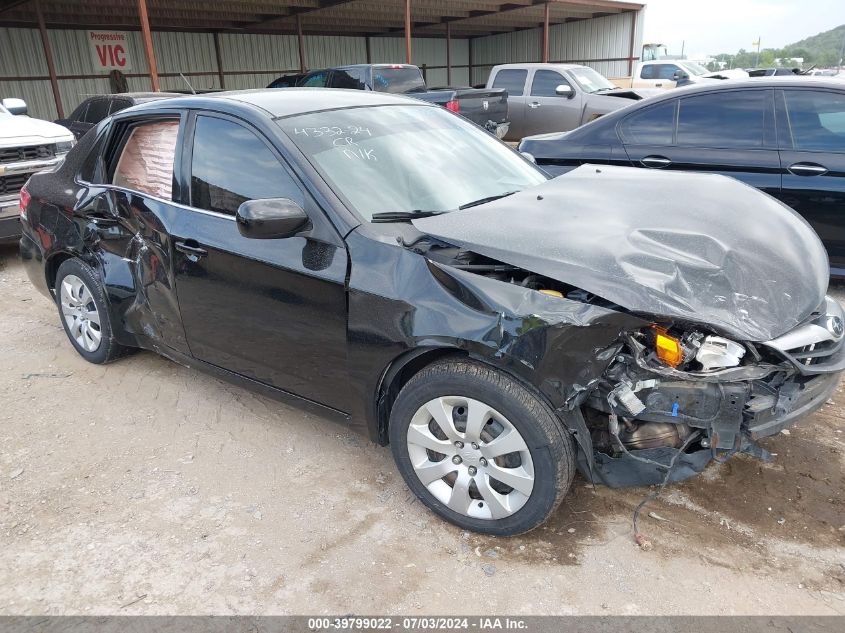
[406,396,535,520]
[60,274,102,353]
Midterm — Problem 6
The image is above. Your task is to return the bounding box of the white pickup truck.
[611,59,748,90]
[1,98,75,243]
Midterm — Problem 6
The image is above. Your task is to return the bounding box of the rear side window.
[783,90,845,151]
[84,98,110,124]
[639,65,656,79]
[112,120,179,199]
[69,101,89,123]
[491,69,527,96]
[109,98,132,115]
[530,70,569,97]
[190,116,302,216]
[299,71,328,87]
[677,91,766,148]
[619,100,676,145]
[331,68,367,90]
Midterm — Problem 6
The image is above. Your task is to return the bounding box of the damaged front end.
[579,296,845,487]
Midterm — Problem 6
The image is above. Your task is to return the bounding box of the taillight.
[445,99,460,113]
[19,184,30,221]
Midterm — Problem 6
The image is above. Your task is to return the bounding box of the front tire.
[55,258,129,364]
[389,359,575,535]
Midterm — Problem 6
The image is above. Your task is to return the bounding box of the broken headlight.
[642,326,746,372]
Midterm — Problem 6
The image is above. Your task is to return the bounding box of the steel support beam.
[404,0,412,64]
[446,20,451,85]
[213,31,225,88]
[137,0,159,91]
[628,9,637,75]
[296,12,306,72]
[34,0,62,117]
[542,2,550,62]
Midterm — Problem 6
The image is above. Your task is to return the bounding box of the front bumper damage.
[572,298,845,488]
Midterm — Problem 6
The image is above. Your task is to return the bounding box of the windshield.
[569,67,616,93]
[371,67,427,94]
[680,61,709,76]
[279,105,546,221]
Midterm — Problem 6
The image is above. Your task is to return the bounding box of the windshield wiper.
[458,191,519,210]
[370,210,447,223]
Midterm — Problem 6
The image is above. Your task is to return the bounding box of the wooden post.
[213,32,225,89]
[137,0,159,91]
[296,13,306,73]
[404,0,412,64]
[445,21,452,85]
[542,2,550,63]
[34,0,63,117]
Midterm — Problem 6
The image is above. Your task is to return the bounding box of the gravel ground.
[0,243,843,615]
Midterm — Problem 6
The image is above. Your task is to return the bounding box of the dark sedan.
[518,77,845,276]
[18,89,845,535]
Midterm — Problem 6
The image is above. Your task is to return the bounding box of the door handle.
[788,163,828,177]
[175,240,207,259]
[528,102,541,109]
[641,156,672,168]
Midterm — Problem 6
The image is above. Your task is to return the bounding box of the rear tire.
[389,358,575,535]
[55,258,130,364]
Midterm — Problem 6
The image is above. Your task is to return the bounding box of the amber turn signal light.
[655,332,684,367]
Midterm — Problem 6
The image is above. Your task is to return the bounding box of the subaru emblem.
[826,315,844,339]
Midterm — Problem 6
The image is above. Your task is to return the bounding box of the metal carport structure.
[0,0,644,119]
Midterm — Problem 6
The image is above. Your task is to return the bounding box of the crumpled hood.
[413,165,829,342]
[0,115,74,147]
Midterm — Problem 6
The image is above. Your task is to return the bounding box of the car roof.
[491,62,589,71]
[126,87,430,118]
[81,92,182,102]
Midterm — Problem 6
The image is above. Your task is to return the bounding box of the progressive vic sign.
[88,31,133,72]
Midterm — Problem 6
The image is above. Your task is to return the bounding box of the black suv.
[519,78,845,276]
[55,92,180,139]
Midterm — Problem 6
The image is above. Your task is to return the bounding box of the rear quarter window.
[111,120,179,200]
[491,69,528,96]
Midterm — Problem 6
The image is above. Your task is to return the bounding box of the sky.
[641,0,845,57]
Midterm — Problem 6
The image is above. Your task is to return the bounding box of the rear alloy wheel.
[60,274,102,353]
[390,359,575,535]
[54,258,130,364]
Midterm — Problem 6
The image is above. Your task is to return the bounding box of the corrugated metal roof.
[0,0,643,39]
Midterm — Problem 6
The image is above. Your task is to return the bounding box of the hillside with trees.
[706,24,845,71]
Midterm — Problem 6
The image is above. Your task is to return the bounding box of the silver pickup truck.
[487,63,658,141]
[1,98,75,243]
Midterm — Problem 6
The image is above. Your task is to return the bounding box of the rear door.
[490,68,529,139]
[170,112,351,411]
[620,88,781,198]
[776,87,845,274]
[523,69,583,136]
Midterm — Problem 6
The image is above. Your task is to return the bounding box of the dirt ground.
[0,243,843,615]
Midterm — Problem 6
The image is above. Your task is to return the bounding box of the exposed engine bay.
[420,239,844,487]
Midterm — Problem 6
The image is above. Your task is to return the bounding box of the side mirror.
[555,84,574,98]
[236,198,309,239]
[671,71,689,82]
[2,98,28,116]
[520,151,537,164]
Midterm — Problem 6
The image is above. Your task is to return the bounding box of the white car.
[1,98,75,243]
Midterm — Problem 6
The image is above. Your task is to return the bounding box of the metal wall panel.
[219,33,299,73]
[0,79,57,119]
[0,27,48,75]
[469,12,642,86]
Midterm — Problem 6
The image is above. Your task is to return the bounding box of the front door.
[523,69,583,136]
[490,68,529,140]
[776,88,845,275]
[171,113,351,412]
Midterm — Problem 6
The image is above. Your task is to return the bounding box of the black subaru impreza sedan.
[17,88,845,535]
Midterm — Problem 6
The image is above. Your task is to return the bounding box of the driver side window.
[530,70,570,97]
[189,116,303,216]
